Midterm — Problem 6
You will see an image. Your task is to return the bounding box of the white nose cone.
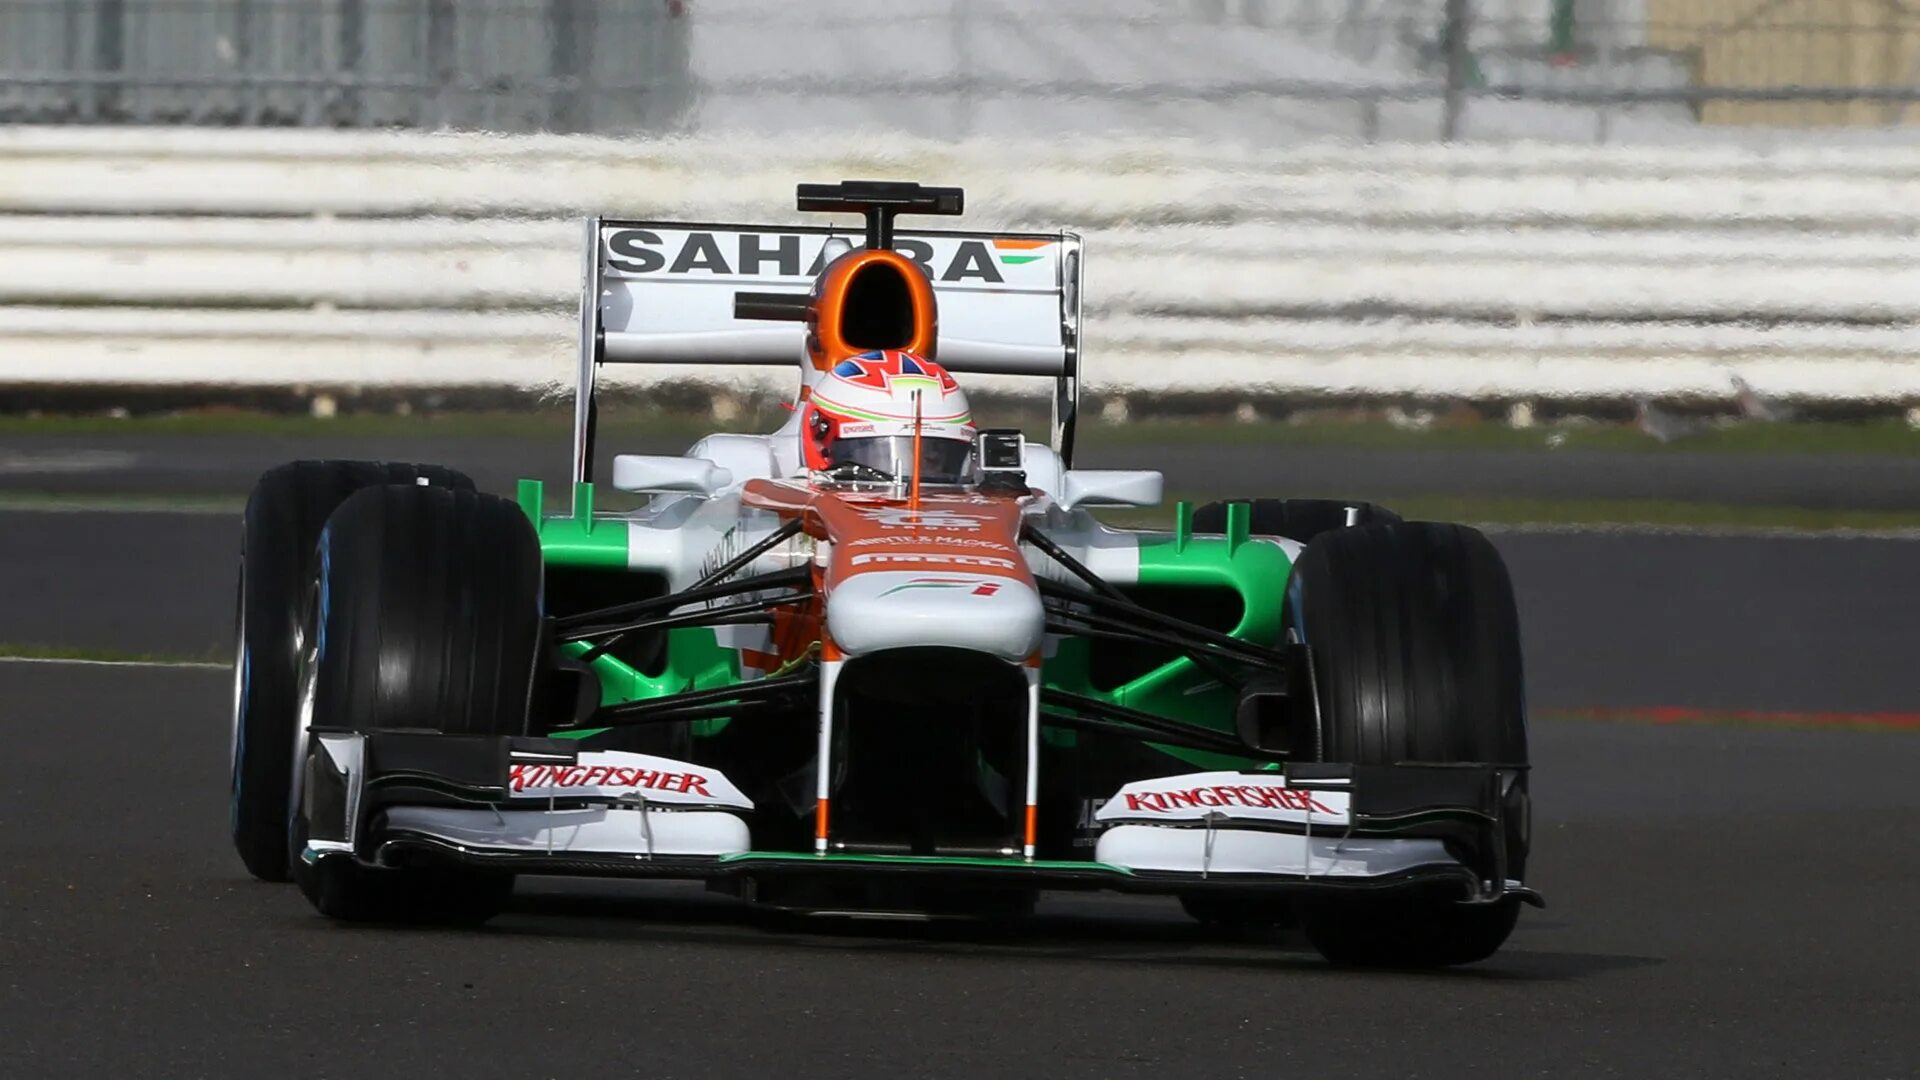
[827,571,1044,663]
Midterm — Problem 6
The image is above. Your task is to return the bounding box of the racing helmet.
[803,350,976,485]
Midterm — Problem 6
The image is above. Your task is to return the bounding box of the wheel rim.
[228,564,247,790]
[228,549,254,840]
[286,585,320,846]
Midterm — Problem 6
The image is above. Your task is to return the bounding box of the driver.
[802,349,976,486]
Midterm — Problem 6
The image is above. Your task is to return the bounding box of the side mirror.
[1059,469,1163,510]
[611,455,734,496]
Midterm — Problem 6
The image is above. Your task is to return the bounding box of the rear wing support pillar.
[571,215,605,510]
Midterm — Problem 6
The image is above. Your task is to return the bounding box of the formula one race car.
[228,181,1538,966]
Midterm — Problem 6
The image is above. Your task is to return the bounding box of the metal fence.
[0,0,1917,140]
[0,0,693,131]
[1457,0,1920,134]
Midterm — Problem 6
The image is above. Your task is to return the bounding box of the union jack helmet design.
[803,350,976,484]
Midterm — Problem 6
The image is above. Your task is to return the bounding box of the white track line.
[0,656,225,669]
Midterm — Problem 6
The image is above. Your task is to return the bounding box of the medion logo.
[604,229,1011,284]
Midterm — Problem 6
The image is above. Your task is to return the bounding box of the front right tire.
[1287,520,1531,967]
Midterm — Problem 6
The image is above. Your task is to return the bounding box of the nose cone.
[826,571,1044,663]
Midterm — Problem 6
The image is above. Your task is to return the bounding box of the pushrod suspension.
[583,669,819,728]
[691,518,805,591]
[1022,523,1288,668]
[576,591,800,663]
[1038,710,1273,760]
[1020,523,1130,603]
[556,564,812,640]
[1040,687,1278,759]
[1036,578,1287,668]
[1042,600,1284,673]
[1040,613,1250,691]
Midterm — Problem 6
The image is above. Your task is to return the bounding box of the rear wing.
[571,216,1085,491]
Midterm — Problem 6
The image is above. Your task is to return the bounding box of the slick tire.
[1286,521,1530,967]
[1298,890,1522,969]
[1192,498,1400,546]
[1179,893,1296,930]
[230,460,473,883]
[289,483,542,925]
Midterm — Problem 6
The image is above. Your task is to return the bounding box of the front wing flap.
[300,731,756,868]
[1092,764,1534,904]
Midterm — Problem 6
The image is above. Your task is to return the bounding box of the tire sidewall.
[229,462,473,883]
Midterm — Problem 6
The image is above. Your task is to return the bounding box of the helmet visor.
[827,435,975,485]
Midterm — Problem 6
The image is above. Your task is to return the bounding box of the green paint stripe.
[999,254,1043,265]
[534,493,631,568]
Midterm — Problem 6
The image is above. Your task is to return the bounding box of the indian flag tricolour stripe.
[992,238,1050,266]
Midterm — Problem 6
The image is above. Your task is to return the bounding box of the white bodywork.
[314,741,757,861]
[595,225,1076,375]
[616,435,1157,594]
[825,569,1045,663]
[1092,771,1463,878]
[1097,827,1458,878]
[386,806,752,859]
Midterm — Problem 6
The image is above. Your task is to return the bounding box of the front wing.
[300,731,1537,906]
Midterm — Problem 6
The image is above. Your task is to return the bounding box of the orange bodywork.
[739,478,1034,667]
[804,249,939,372]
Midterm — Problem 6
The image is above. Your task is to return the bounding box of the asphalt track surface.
[4,508,1917,713]
[2,436,1917,1077]
[2,661,1916,1079]
[8,429,1920,508]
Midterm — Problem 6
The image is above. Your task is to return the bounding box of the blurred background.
[1,0,1917,717]
[8,0,1920,136]
[4,9,1920,1070]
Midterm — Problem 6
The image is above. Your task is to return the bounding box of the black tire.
[1179,893,1296,930]
[1193,498,1400,546]
[1286,521,1529,967]
[230,460,472,883]
[290,483,542,924]
[1298,889,1521,968]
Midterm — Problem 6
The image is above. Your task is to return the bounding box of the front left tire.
[230,460,473,883]
[288,483,543,924]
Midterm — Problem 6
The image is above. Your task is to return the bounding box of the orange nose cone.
[805,248,939,372]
